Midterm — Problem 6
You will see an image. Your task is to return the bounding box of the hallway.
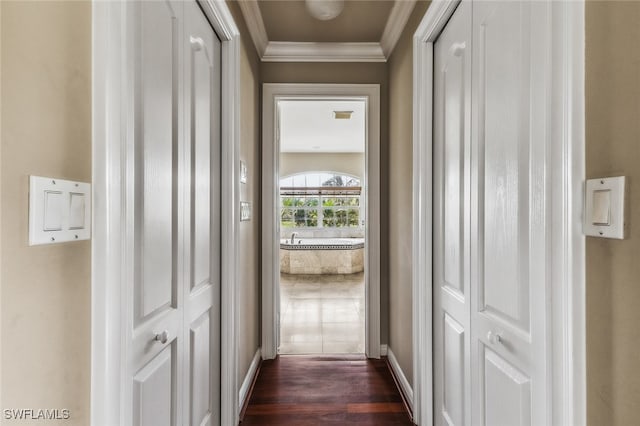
[6,0,635,425]
[241,355,413,425]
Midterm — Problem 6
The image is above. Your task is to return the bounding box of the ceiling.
[279,100,366,153]
[237,0,418,62]
[259,1,394,43]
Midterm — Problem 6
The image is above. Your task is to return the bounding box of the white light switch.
[591,190,611,225]
[584,176,627,239]
[29,176,91,245]
[69,193,86,229]
[44,191,64,231]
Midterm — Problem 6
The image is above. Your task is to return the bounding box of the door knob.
[190,36,204,52]
[487,331,503,344]
[451,42,466,57]
[154,330,169,344]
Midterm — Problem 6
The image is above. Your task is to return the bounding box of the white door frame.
[262,83,381,359]
[91,1,241,425]
[411,1,586,425]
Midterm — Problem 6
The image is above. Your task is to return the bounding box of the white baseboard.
[387,347,414,412]
[380,344,388,356]
[239,348,261,410]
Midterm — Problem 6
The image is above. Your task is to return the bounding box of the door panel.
[483,348,531,426]
[133,346,175,426]
[190,313,212,426]
[443,43,466,297]
[443,314,465,426]
[433,2,472,426]
[191,29,212,290]
[136,0,178,322]
[477,1,530,329]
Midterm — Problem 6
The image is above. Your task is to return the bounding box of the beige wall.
[263,62,390,343]
[227,1,263,389]
[387,0,430,387]
[280,152,365,178]
[0,1,92,424]
[586,2,640,424]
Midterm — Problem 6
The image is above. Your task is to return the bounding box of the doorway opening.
[278,100,366,354]
[262,83,380,360]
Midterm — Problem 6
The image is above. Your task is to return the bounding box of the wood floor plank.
[240,355,414,425]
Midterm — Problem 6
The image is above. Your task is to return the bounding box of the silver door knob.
[190,36,204,52]
[451,42,466,57]
[154,330,169,344]
[487,331,502,344]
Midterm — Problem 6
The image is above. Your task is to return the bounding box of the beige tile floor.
[279,272,365,355]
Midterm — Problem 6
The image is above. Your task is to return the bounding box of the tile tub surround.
[279,273,365,355]
[280,228,365,239]
[280,238,364,274]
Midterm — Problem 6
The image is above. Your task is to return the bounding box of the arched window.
[280,172,362,228]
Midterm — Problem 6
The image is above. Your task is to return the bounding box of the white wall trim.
[380,0,418,57]
[550,1,586,425]
[262,83,381,360]
[236,0,268,57]
[239,349,262,411]
[0,0,2,411]
[412,1,586,426]
[199,2,241,424]
[91,1,241,425]
[387,347,414,413]
[91,3,126,424]
[262,41,386,63]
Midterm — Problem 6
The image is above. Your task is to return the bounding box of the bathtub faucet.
[290,232,298,244]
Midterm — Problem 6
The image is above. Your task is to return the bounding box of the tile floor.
[279,272,365,355]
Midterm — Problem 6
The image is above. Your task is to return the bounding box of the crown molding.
[380,0,417,57]
[262,41,386,62]
[237,0,414,62]
[236,0,269,56]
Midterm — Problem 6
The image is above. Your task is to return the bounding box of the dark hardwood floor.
[240,355,414,425]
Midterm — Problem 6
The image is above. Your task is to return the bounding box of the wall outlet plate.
[29,176,91,245]
[240,201,251,221]
[584,176,627,239]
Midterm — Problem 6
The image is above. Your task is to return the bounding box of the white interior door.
[470,2,549,425]
[434,2,551,425]
[183,3,221,425]
[433,2,472,426]
[128,1,221,425]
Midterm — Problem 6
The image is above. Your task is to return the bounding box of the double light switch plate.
[29,176,91,245]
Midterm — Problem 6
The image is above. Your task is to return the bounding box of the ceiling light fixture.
[333,110,353,120]
[305,0,345,21]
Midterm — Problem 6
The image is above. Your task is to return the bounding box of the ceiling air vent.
[333,111,353,120]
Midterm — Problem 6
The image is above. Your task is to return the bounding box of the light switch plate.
[29,176,91,245]
[240,161,247,184]
[240,201,251,221]
[584,176,627,239]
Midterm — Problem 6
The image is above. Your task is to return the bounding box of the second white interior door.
[433,1,552,425]
[127,1,221,425]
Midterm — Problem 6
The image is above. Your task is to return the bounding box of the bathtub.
[280,238,365,274]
